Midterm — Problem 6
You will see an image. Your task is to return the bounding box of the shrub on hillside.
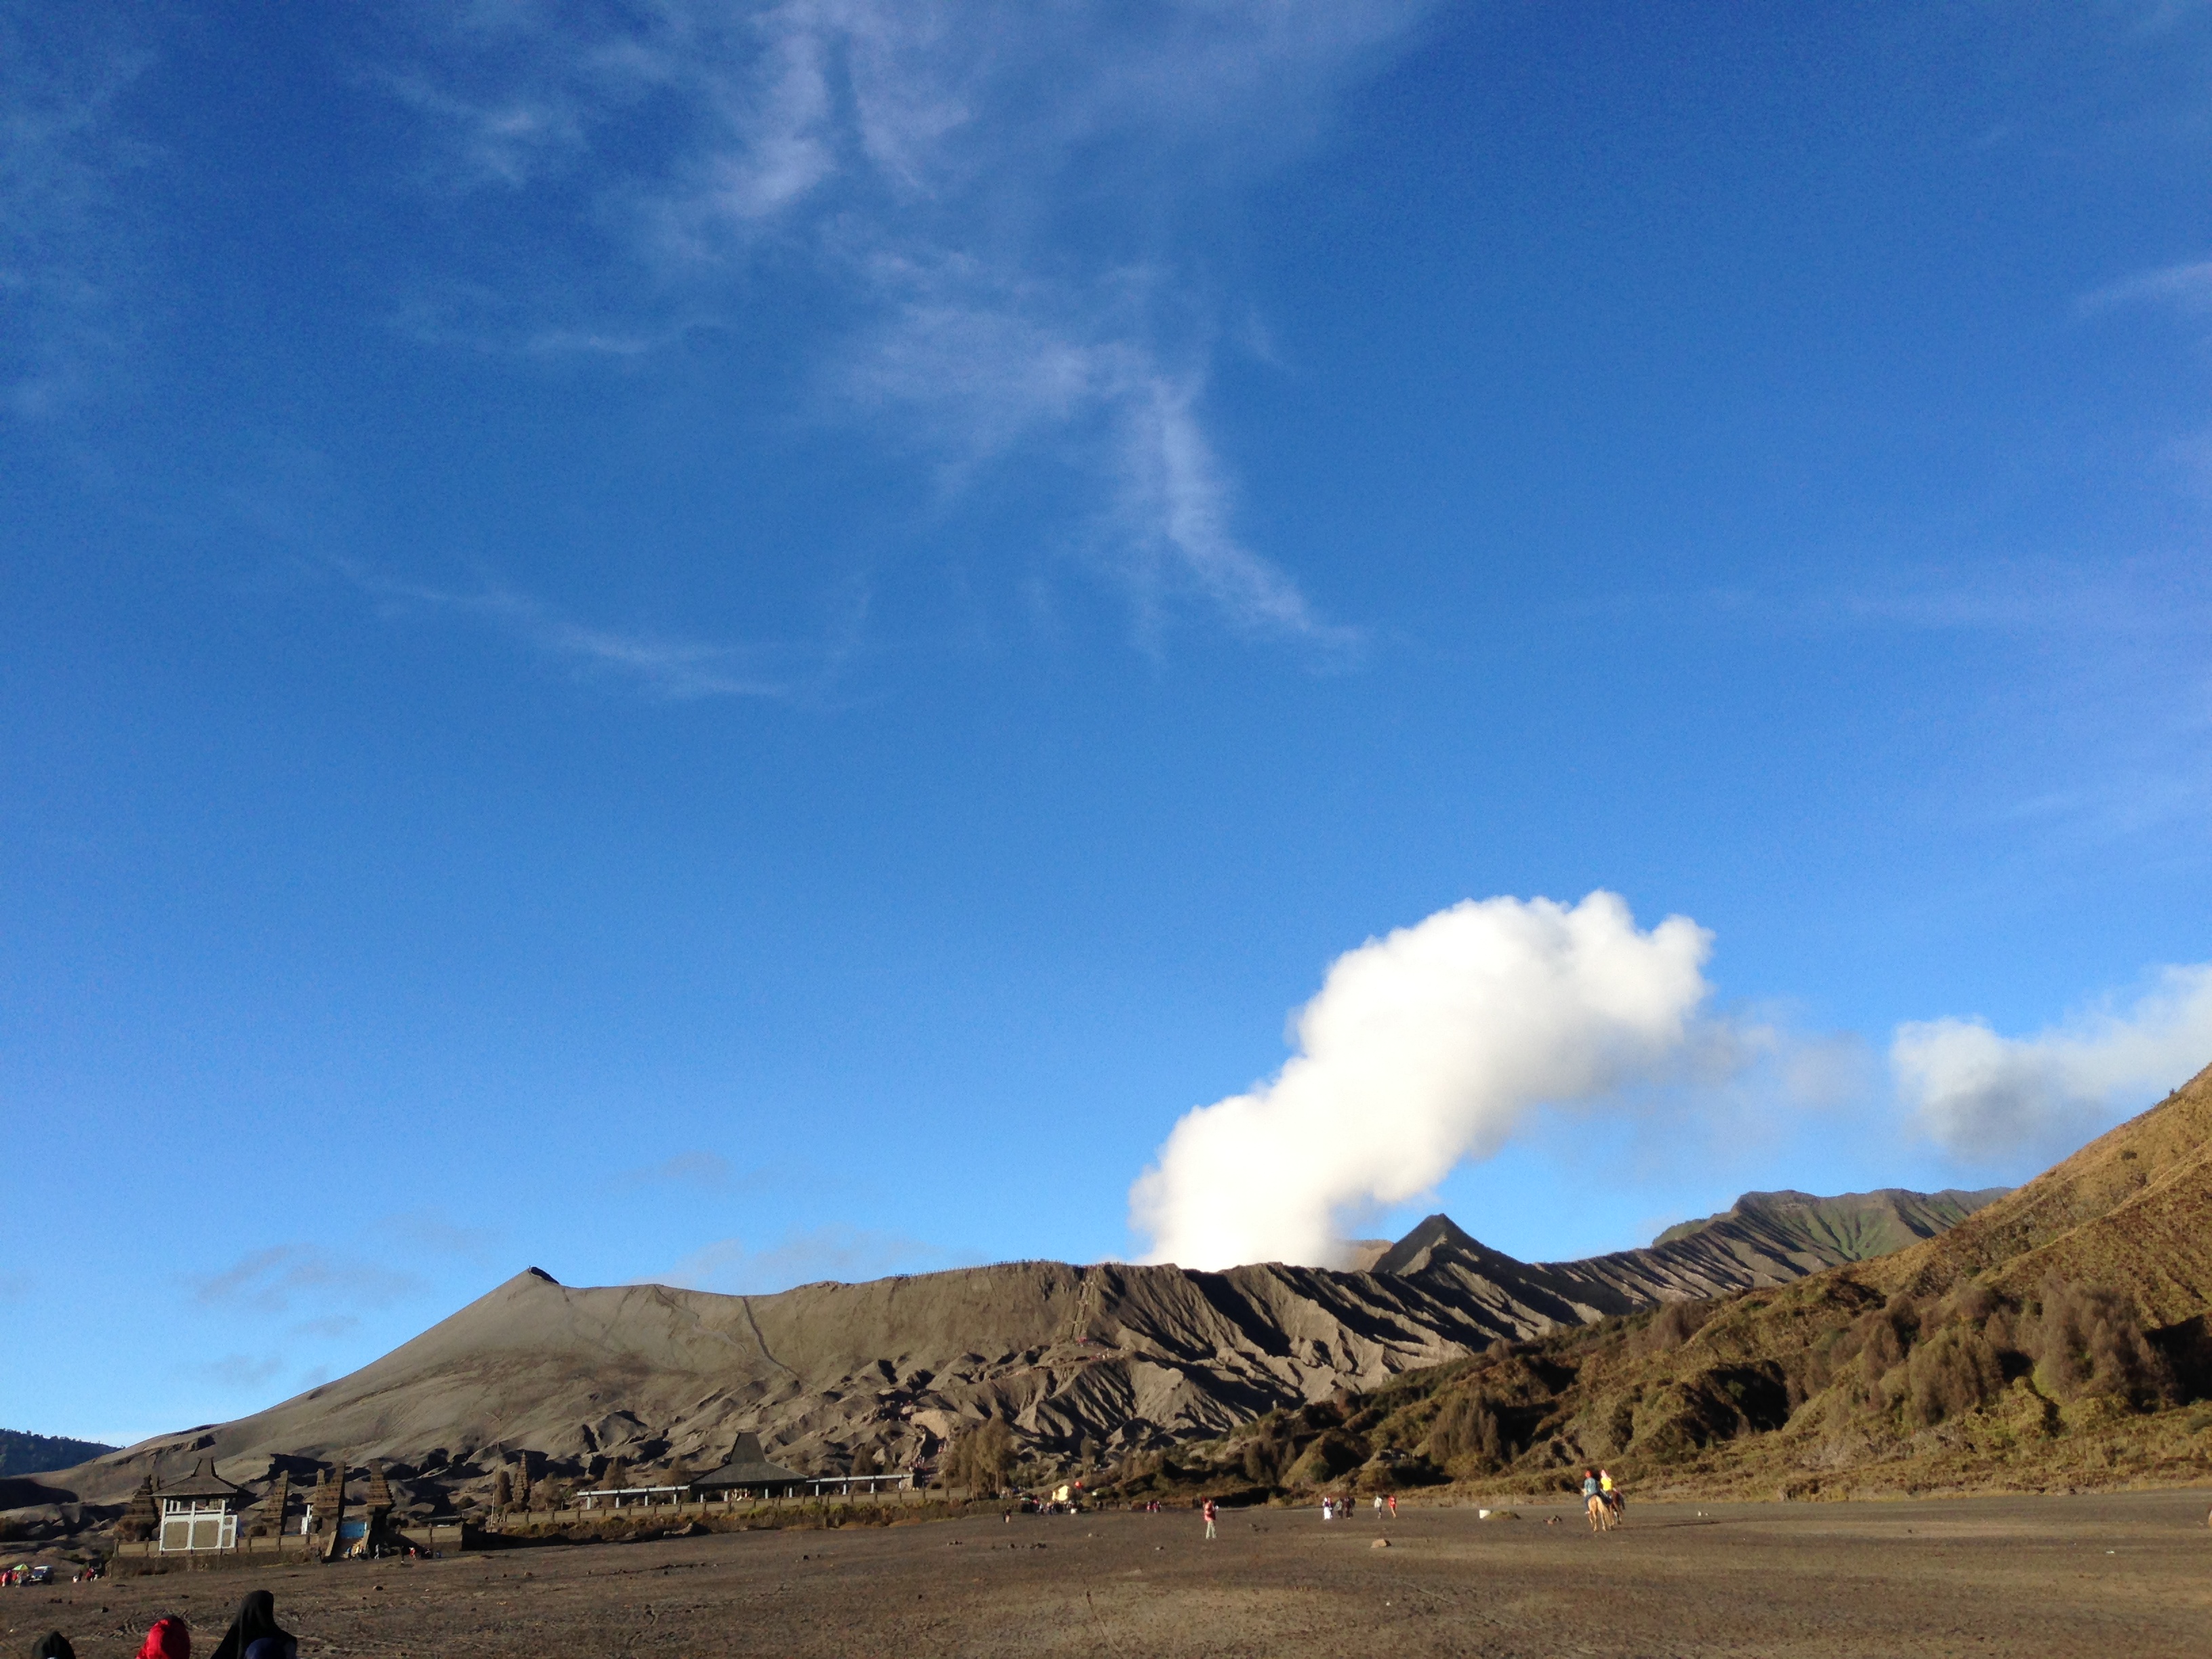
[1426,1390,1505,1473]
[1853,1296,1923,1392]
[1284,1429,1364,1487]
[2029,1277,2177,1409]
[1240,1427,1292,1486]
[1632,1300,1714,1357]
[939,1419,1015,1494]
[1904,1326,2004,1429]
[2148,1315,2212,1403]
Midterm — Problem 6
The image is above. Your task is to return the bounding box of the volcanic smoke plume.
[1130,891,1715,1269]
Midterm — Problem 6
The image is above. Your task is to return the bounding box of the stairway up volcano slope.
[54,1185,2003,1506]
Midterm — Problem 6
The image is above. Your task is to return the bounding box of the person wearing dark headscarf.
[29,1633,76,1659]
[136,1615,190,1659]
[207,1591,295,1659]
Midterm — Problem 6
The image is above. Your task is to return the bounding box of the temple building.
[685,1434,810,1501]
[156,1459,246,1553]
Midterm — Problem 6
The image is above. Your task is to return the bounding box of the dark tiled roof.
[159,1458,244,1500]
[691,1433,805,1488]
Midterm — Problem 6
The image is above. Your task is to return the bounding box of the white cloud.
[384,0,1435,645]
[1893,964,2212,1165]
[1129,892,1720,1270]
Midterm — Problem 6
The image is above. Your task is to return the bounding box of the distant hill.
[0,1430,116,1479]
[44,1180,1998,1512]
[1652,1187,2009,1260]
[1126,1063,2212,1504]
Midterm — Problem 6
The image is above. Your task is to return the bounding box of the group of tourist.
[1,1567,98,1588]
[25,1587,296,1659]
[1315,1492,1396,1522]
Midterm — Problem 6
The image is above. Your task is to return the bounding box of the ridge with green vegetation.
[1654,1187,2009,1260]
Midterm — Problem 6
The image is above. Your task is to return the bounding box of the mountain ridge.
[1124,1063,2212,1505]
[0,1431,118,1481]
[1652,1186,2010,1259]
[33,1183,2003,1512]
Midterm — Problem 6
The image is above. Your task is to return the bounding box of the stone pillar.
[365,1460,394,1546]
[309,1462,348,1560]
[255,1471,291,1540]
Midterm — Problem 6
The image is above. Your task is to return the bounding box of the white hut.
[157,1458,245,1553]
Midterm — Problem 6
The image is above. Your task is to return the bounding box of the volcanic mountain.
[1151,1063,2212,1502]
[45,1185,2000,1509]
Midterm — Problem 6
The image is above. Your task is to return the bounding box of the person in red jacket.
[1202,1497,1218,1540]
[136,1616,190,1659]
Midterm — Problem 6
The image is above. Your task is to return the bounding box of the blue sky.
[5,1,2211,1443]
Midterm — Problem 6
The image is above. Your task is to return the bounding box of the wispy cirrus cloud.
[1692,557,2212,637]
[188,1245,424,1316]
[0,5,154,419]
[373,1206,497,1259]
[287,1315,362,1341]
[2080,256,2212,316]
[661,1225,957,1293]
[377,0,1431,649]
[201,1354,285,1393]
[613,1150,773,1193]
[335,556,867,702]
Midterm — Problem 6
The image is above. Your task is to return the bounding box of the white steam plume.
[1893,964,2212,1165]
[1130,893,1716,1269]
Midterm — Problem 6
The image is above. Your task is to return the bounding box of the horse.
[1586,1492,1616,1533]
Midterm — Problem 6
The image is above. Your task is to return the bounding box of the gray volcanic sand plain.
[9,1491,2209,1658]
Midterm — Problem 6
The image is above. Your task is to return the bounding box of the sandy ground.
[7,1491,2209,1658]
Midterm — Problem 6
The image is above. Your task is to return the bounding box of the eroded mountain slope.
[45,1183,2007,1509]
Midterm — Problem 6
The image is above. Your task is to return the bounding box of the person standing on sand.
[1203,1498,1218,1540]
[1387,1494,1397,1518]
[208,1591,295,1659]
[1372,1494,1384,1519]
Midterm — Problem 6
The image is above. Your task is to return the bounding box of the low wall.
[506,1488,954,1525]
[110,1521,472,1565]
